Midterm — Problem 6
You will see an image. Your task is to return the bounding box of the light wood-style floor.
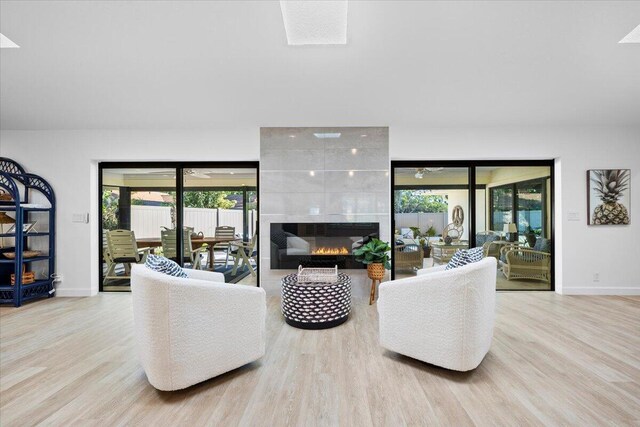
[1,293,639,426]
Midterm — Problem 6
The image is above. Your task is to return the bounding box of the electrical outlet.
[593,273,600,282]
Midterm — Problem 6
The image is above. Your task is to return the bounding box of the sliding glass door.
[393,166,470,278]
[181,167,258,281]
[392,161,554,291]
[100,167,176,292]
[99,162,259,291]
[479,166,552,290]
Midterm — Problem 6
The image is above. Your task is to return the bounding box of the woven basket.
[10,266,35,286]
[367,263,385,280]
[297,265,338,284]
[3,250,41,259]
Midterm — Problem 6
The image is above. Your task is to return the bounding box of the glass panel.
[490,185,513,234]
[476,166,552,291]
[516,179,544,242]
[393,167,469,278]
[101,168,176,291]
[182,168,258,285]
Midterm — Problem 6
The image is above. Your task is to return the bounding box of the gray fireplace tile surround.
[259,127,390,297]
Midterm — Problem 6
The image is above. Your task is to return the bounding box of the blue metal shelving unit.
[0,158,56,307]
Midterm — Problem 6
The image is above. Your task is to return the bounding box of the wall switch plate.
[567,211,580,222]
[72,213,89,224]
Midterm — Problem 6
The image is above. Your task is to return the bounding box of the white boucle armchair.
[378,257,497,371]
[131,265,266,391]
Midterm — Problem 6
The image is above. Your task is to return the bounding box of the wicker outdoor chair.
[394,244,424,272]
[443,223,464,242]
[500,242,551,283]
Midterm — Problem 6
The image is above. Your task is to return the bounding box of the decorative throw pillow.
[533,238,551,254]
[145,254,188,278]
[445,247,485,270]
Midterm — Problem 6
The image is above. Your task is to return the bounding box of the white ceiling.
[1,0,639,130]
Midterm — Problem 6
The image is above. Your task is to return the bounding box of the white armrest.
[185,269,225,283]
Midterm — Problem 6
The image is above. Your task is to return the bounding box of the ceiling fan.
[414,167,444,179]
[146,169,211,179]
[183,169,211,179]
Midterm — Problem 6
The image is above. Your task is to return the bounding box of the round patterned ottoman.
[281,273,351,329]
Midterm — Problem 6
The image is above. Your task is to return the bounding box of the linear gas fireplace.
[270,223,379,269]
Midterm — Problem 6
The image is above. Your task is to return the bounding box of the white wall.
[1,126,638,296]
[390,126,640,295]
[0,129,257,296]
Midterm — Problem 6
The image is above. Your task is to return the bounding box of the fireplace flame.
[311,246,350,255]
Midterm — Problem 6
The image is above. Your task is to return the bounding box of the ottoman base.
[285,315,349,330]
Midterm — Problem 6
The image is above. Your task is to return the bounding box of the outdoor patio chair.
[212,226,235,267]
[161,227,207,270]
[394,243,424,272]
[230,232,257,277]
[104,229,151,284]
[443,223,464,242]
[500,238,551,283]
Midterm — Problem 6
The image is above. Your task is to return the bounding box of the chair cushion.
[145,254,187,278]
[446,247,485,270]
[533,238,551,253]
[476,233,498,247]
[113,256,140,263]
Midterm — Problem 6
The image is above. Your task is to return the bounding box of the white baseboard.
[54,287,97,297]
[561,287,640,295]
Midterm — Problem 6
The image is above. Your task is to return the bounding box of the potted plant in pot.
[353,238,391,305]
[423,225,437,258]
[524,226,537,248]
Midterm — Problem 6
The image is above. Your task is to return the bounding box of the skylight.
[280,0,348,45]
[313,133,341,139]
[619,24,640,43]
[0,33,20,49]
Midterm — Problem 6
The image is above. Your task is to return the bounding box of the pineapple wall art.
[588,169,630,225]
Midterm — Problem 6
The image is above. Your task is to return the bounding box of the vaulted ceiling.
[1,1,639,130]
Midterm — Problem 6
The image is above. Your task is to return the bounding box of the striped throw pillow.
[445,247,485,270]
[145,254,188,278]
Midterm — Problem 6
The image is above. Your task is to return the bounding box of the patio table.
[136,236,238,269]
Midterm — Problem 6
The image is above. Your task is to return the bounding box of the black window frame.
[98,161,260,292]
[488,177,549,238]
[391,160,555,291]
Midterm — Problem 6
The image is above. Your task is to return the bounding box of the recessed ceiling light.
[313,132,341,139]
[619,24,640,43]
[230,172,235,175]
[360,134,367,137]
[289,134,296,138]
[0,33,20,49]
[348,171,354,177]
[280,0,348,45]
[309,170,315,177]
[351,148,357,155]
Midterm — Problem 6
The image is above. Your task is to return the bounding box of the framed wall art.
[587,169,630,225]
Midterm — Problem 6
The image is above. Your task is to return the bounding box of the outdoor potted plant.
[524,226,537,248]
[353,238,391,304]
[423,225,437,257]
